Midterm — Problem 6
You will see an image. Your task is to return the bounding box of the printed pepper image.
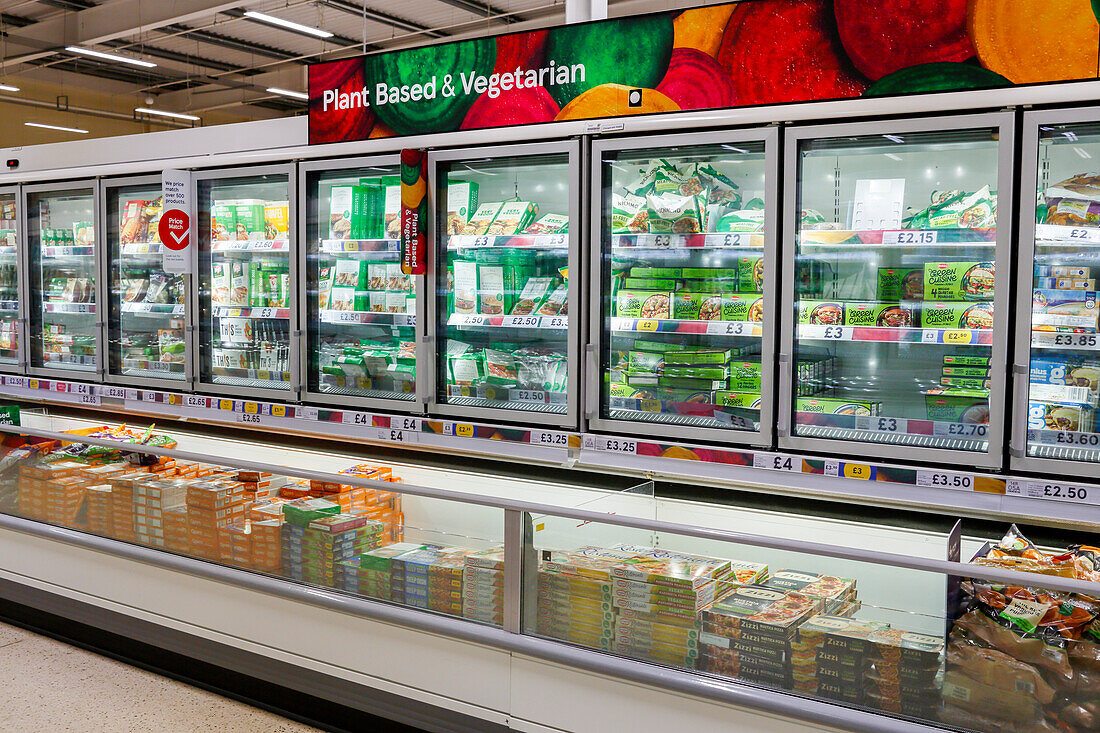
[968,0,1100,84]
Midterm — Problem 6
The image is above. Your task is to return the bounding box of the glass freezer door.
[27,184,99,375]
[105,179,187,384]
[303,160,419,407]
[785,116,1011,467]
[1019,119,1100,472]
[432,143,579,427]
[197,168,293,396]
[594,133,777,442]
[0,190,20,370]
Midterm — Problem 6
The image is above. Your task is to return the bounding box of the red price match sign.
[159,209,190,250]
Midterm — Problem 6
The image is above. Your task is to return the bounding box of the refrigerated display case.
[102,175,187,387]
[588,130,779,445]
[25,180,101,377]
[428,141,580,428]
[780,114,1014,468]
[0,187,22,372]
[1014,108,1100,478]
[195,165,296,400]
[300,156,423,411]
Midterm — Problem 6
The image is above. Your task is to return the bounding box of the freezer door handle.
[777,353,791,437]
[584,343,597,420]
[1010,363,1029,458]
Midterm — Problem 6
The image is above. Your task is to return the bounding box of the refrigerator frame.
[23,178,104,380]
[100,173,194,391]
[778,111,1016,470]
[426,139,583,430]
[191,162,300,402]
[297,153,426,414]
[586,127,781,448]
[1011,105,1100,478]
[0,184,25,375]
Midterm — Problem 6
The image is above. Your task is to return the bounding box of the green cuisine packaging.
[921,302,994,330]
[795,398,880,416]
[877,268,925,301]
[665,349,731,365]
[233,200,266,241]
[924,262,995,301]
[843,302,917,328]
[738,256,765,293]
[924,387,990,423]
[617,290,671,319]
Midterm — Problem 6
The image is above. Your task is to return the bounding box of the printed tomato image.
[834,0,974,80]
[460,85,560,129]
[308,58,374,144]
[555,83,679,120]
[543,16,674,107]
[864,62,1010,96]
[968,0,1100,84]
[673,5,737,58]
[718,0,867,105]
[656,48,735,110]
[494,30,548,74]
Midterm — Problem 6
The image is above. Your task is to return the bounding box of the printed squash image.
[308,58,374,144]
[362,37,496,135]
[864,62,1011,96]
[718,0,867,105]
[554,83,679,121]
[656,48,735,110]
[834,0,975,80]
[543,16,674,107]
[460,85,560,129]
[968,0,1100,84]
[673,5,737,58]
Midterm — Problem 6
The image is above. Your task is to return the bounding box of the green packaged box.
[632,339,680,353]
[477,263,508,315]
[941,366,990,378]
[487,201,538,236]
[512,277,554,316]
[524,213,568,234]
[681,268,738,282]
[328,286,355,311]
[924,261,995,301]
[328,185,365,240]
[623,277,678,290]
[664,349,731,365]
[630,266,682,279]
[446,181,479,234]
[383,185,402,239]
[672,292,724,321]
[940,376,991,390]
[715,392,762,409]
[448,352,482,386]
[233,200,266,240]
[249,262,266,307]
[211,202,236,242]
[658,376,728,391]
[738,256,765,293]
[617,290,671,319]
[230,262,248,306]
[723,294,763,322]
[663,366,729,380]
[459,202,504,236]
[925,388,989,423]
[333,259,368,289]
[795,397,880,416]
[843,302,916,328]
[283,498,341,527]
[943,354,991,367]
[729,361,763,391]
[877,267,924,301]
[453,261,478,314]
[628,350,666,374]
[798,300,844,325]
[609,382,639,398]
[921,301,994,330]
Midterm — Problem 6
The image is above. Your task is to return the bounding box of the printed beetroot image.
[834,0,975,80]
[308,58,375,144]
[656,48,735,110]
[493,30,548,75]
[460,85,560,129]
[718,0,867,105]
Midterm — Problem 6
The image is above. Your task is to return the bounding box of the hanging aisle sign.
[307,0,1100,145]
[160,169,193,274]
[400,149,427,276]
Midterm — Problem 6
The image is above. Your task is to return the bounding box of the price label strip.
[594,437,637,454]
[375,427,419,444]
[753,452,796,471]
[916,471,974,490]
[531,430,570,448]
[1007,480,1095,505]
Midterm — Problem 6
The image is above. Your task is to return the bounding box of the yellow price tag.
[636,319,659,332]
[638,398,662,413]
[335,376,346,387]
[168,394,182,405]
[943,329,972,345]
[137,244,149,254]
[460,385,472,397]
[244,402,259,414]
[28,380,39,389]
[843,463,872,480]
[357,377,372,390]
[270,405,286,418]
[257,370,271,381]
[456,423,474,438]
[485,386,498,400]
[219,399,234,411]
[344,242,357,252]
[229,309,241,317]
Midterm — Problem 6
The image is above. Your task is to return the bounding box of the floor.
[0,621,325,732]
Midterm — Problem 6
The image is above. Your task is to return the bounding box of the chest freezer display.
[304,161,416,405]
[1022,121,1100,468]
[0,191,18,367]
[786,119,1011,466]
[27,185,98,374]
[105,179,185,383]
[594,136,776,442]
[432,144,578,426]
[197,170,293,394]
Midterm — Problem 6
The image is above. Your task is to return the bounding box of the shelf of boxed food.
[318,373,415,400]
[610,232,764,250]
[448,313,566,330]
[41,245,95,259]
[447,383,568,408]
[43,302,96,315]
[210,240,289,253]
[319,239,400,255]
[798,228,996,247]
[611,317,762,337]
[120,302,185,316]
[1031,331,1100,351]
[320,310,415,327]
[448,233,569,250]
[607,397,756,430]
[213,307,290,320]
[211,366,291,384]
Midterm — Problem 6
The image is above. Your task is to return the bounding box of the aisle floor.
[0,621,325,732]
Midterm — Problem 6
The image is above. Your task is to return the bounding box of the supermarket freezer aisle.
[0,620,326,733]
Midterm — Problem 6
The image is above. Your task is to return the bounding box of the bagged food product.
[646,191,704,234]
[611,193,648,233]
[459,202,503,236]
[483,348,518,384]
[445,181,479,235]
[928,186,996,229]
[1043,197,1100,226]
[511,277,554,316]
[716,209,765,233]
[523,214,569,235]
[448,350,482,386]
[120,200,149,245]
[695,163,741,208]
[1046,173,1100,203]
[476,262,507,315]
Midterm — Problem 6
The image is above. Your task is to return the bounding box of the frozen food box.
[795,398,879,417]
[665,348,731,365]
[920,302,994,330]
[715,392,763,409]
[943,354,991,367]
[760,570,856,613]
[617,290,671,319]
[876,268,924,301]
[629,266,682,279]
[672,292,724,321]
[211,263,231,306]
[333,259,368,289]
[843,302,916,328]
[1032,289,1099,332]
[728,361,763,392]
[229,262,249,305]
[264,201,289,240]
[328,185,360,240]
[924,261,995,301]
[723,294,764,322]
[1035,277,1097,290]
[738,256,765,293]
[1027,400,1095,432]
[211,202,236,242]
[622,277,677,290]
[941,366,991,378]
[383,185,402,239]
[536,284,568,317]
[1029,356,1100,392]
[700,586,819,641]
[459,202,503,236]
[924,387,989,424]
[453,261,478,314]
[511,277,554,316]
[476,263,509,315]
[233,200,266,240]
[446,181,479,235]
[798,300,844,325]
[524,213,569,235]
[1035,265,1091,279]
[939,376,991,390]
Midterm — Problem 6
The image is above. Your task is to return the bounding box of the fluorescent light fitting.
[721,145,749,154]
[883,134,905,144]
[0,84,20,93]
[884,153,903,161]
[243,11,333,38]
[1074,146,1093,160]
[66,46,156,68]
[1063,131,1079,142]
[25,122,88,134]
[135,107,200,121]
[266,87,308,100]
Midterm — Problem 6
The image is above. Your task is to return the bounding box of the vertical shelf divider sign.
[401,149,427,276]
[160,169,193,274]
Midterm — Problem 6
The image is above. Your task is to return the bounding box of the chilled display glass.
[598,141,771,434]
[791,126,1003,454]
[198,172,291,392]
[1025,122,1100,465]
[106,181,185,382]
[435,152,572,418]
[27,185,98,372]
[0,192,19,367]
[304,163,416,403]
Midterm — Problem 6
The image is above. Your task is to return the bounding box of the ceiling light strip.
[243,11,334,38]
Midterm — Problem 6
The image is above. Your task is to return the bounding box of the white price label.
[297,406,319,421]
[457,314,486,326]
[1061,226,1100,243]
[511,389,547,404]
[72,383,93,395]
[342,411,372,427]
[823,460,841,477]
[101,386,128,400]
[916,471,974,490]
[1041,332,1099,349]
[4,376,25,388]
[1009,480,1094,504]
[933,422,988,438]
[185,395,208,408]
[531,430,569,447]
[254,307,276,319]
[708,320,754,337]
[376,427,418,443]
[596,437,637,454]
[718,233,746,247]
[77,393,100,406]
[801,325,848,340]
[883,230,938,245]
[392,416,421,431]
[544,316,567,329]
[1042,430,1100,448]
[753,452,796,471]
[236,412,262,425]
[505,315,541,328]
[856,416,907,434]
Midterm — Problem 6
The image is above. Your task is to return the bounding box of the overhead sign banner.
[161,169,193,274]
[400,149,427,276]
[308,0,1100,145]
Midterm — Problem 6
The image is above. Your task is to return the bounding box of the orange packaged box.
[249,501,286,522]
[236,470,273,483]
[186,479,247,509]
[280,482,312,500]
